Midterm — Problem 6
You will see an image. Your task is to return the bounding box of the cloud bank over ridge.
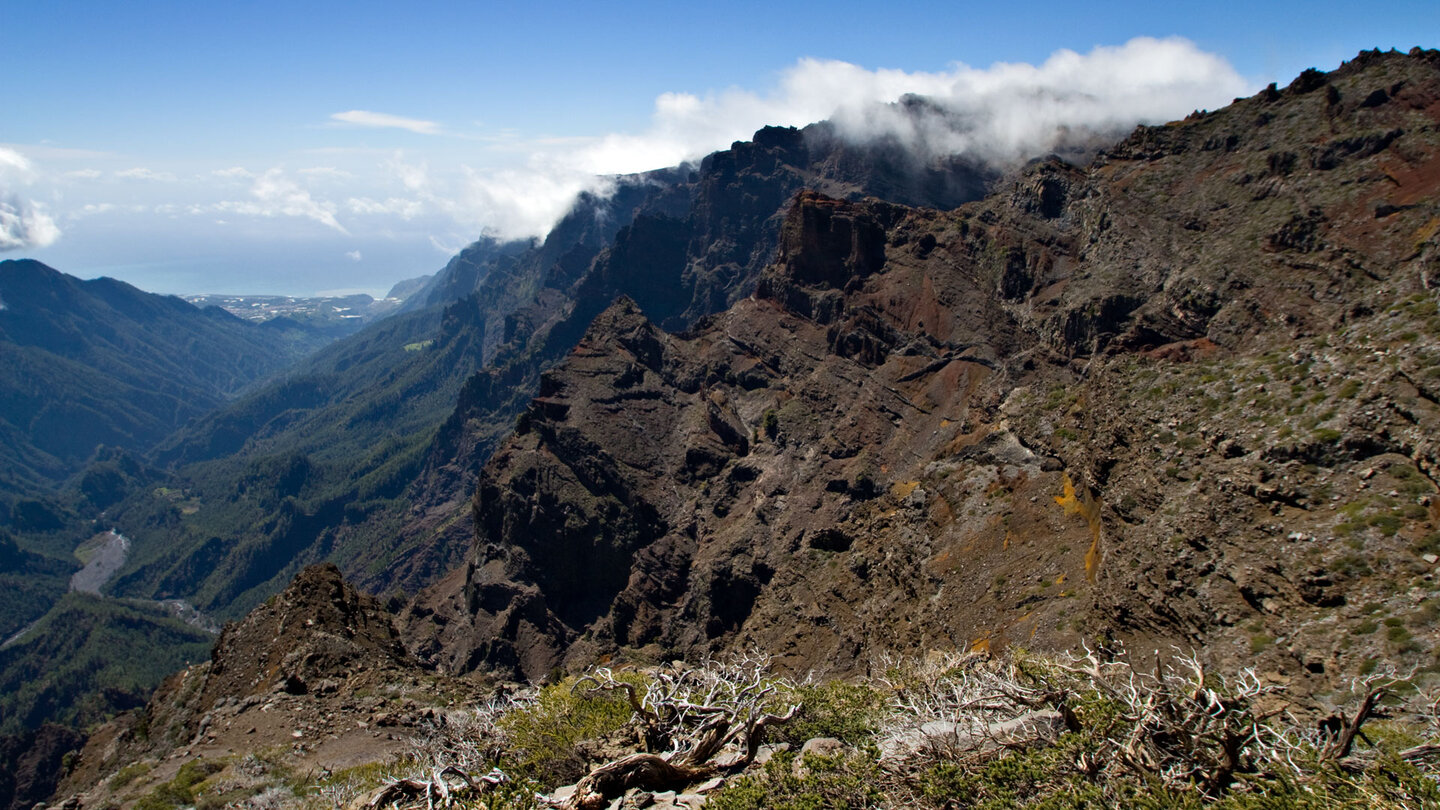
[466,36,1251,238]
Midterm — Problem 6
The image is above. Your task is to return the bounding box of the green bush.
[133,758,222,810]
[915,732,1108,808]
[778,680,887,747]
[109,760,152,789]
[707,748,886,810]
[761,408,780,439]
[497,674,644,788]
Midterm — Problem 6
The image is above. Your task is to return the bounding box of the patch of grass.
[496,674,644,789]
[1414,533,1440,556]
[761,408,779,440]
[779,681,887,747]
[109,760,153,789]
[134,758,223,810]
[708,749,886,810]
[1332,553,1372,578]
[1368,513,1402,536]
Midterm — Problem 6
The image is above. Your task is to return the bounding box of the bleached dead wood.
[346,766,505,810]
[561,654,798,809]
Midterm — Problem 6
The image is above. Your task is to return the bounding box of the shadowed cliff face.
[411,50,1440,687]
[387,123,1001,605]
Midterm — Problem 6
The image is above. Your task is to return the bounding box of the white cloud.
[446,163,609,239]
[116,167,177,181]
[330,110,442,135]
[250,169,347,232]
[345,196,424,219]
[0,149,34,175]
[563,36,1251,176]
[822,38,1251,163]
[418,37,1251,242]
[0,146,61,252]
[77,202,117,216]
[0,198,60,251]
[428,234,464,254]
[299,166,353,179]
[385,153,429,191]
[212,168,348,234]
[345,249,362,261]
[12,39,1251,269]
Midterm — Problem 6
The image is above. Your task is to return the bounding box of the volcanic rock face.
[199,563,409,705]
[388,119,1001,609]
[57,565,446,802]
[413,49,1440,686]
[0,724,84,810]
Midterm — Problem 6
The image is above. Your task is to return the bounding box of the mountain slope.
[0,260,315,495]
[15,46,1440,810]
[410,48,1440,685]
[104,301,485,619]
[378,124,1006,597]
[0,593,213,736]
[98,116,1011,627]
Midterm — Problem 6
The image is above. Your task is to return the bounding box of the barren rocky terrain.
[409,48,1440,692]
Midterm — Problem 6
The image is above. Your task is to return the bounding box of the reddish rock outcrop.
[411,51,1440,689]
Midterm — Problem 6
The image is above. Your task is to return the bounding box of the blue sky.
[3,0,1437,296]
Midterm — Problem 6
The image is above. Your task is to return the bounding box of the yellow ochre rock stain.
[891,480,920,499]
[1054,473,1103,582]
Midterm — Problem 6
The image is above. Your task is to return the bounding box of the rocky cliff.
[410,49,1440,690]
[54,564,485,810]
[377,119,1004,606]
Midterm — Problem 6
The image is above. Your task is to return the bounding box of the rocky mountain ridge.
[408,48,1440,688]
[55,564,485,810]
[95,101,1020,636]
[0,78,1043,761]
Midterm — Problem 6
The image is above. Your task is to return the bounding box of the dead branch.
[1318,684,1388,762]
[558,654,798,808]
[346,767,506,810]
[562,753,717,810]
